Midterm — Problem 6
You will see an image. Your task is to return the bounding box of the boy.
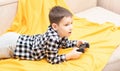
[0,6,88,64]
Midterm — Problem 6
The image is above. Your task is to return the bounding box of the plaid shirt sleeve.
[46,36,66,64]
[61,38,77,48]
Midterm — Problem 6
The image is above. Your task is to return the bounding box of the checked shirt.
[14,26,77,64]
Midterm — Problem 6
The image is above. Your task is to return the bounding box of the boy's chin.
[66,35,71,37]
[61,34,71,38]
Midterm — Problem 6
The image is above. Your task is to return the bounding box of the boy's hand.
[77,40,88,47]
[76,42,89,53]
[66,47,83,60]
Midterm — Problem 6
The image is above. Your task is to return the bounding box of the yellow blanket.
[0,0,120,71]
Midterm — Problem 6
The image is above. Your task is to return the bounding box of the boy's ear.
[51,23,58,30]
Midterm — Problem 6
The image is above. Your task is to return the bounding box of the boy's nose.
[70,24,73,30]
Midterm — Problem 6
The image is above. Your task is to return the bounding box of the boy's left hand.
[77,40,88,47]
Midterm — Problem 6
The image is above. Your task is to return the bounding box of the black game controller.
[76,42,90,53]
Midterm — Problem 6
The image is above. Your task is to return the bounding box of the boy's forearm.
[47,54,66,64]
[65,53,71,60]
[65,48,83,60]
[64,40,77,48]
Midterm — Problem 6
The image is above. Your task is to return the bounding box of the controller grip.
[76,42,90,53]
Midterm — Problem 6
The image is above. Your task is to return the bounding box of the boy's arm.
[46,37,66,64]
[61,38,87,48]
[61,38,78,48]
[46,37,83,64]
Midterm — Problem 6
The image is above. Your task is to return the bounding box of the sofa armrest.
[0,0,18,35]
[0,0,17,6]
[97,0,120,14]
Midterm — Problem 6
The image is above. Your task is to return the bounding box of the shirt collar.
[48,26,58,36]
[47,26,68,40]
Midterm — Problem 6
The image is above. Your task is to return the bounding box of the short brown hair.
[49,6,73,25]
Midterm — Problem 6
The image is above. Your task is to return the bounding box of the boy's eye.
[65,24,69,26]
[64,23,72,26]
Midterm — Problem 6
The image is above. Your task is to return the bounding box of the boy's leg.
[0,32,20,58]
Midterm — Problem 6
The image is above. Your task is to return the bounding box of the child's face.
[55,16,73,38]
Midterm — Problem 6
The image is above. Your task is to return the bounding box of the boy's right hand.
[66,47,83,60]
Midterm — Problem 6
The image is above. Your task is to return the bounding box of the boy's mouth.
[69,32,72,34]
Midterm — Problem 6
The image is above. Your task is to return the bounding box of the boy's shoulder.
[45,26,59,37]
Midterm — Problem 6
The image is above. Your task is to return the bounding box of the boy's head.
[49,6,73,38]
[49,6,73,25]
